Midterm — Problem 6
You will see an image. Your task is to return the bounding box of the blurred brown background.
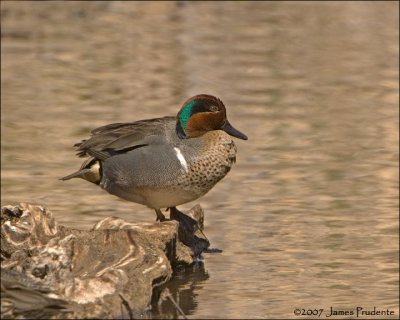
[1,1,399,318]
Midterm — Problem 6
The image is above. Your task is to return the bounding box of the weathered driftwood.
[1,203,210,319]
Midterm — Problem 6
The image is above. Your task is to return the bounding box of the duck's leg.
[169,207,196,230]
[169,206,179,221]
[155,209,167,222]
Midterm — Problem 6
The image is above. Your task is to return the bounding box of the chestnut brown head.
[176,94,248,140]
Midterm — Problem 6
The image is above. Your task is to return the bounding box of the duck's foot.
[168,206,210,258]
[155,209,167,222]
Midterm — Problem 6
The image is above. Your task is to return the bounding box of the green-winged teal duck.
[61,94,248,221]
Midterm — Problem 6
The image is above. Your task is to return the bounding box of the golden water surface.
[1,1,399,319]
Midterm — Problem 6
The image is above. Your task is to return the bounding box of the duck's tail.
[59,169,89,181]
[59,159,101,185]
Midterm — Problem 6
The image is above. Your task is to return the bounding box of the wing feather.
[74,116,175,158]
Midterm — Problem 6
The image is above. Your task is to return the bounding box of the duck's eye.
[209,105,219,112]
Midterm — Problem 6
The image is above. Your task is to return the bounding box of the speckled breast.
[175,131,237,197]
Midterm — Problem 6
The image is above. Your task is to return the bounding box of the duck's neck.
[176,120,188,139]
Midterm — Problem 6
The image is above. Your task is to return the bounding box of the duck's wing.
[74,116,176,158]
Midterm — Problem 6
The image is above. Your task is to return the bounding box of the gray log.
[1,203,209,319]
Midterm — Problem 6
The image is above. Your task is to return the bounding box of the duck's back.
[75,116,177,158]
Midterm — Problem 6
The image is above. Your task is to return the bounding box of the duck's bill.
[221,121,248,140]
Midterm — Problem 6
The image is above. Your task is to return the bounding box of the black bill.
[221,120,248,140]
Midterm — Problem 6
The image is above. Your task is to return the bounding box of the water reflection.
[151,262,210,319]
[1,1,399,319]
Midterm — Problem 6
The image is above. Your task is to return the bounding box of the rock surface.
[1,203,209,319]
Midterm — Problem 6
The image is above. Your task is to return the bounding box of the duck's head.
[176,94,248,140]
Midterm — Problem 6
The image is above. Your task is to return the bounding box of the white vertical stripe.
[174,147,189,173]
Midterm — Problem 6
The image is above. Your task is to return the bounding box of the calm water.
[1,1,399,319]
